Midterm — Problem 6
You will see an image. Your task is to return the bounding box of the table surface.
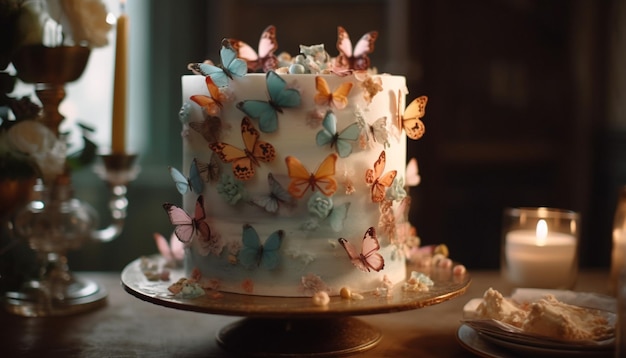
[0,269,611,358]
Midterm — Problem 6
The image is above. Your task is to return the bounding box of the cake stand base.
[216,316,381,357]
[3,275,107,317]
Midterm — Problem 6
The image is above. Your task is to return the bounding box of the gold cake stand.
[121,256,471,356]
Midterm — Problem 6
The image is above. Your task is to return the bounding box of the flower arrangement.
[1,0,111,66]
[0,0,110,183]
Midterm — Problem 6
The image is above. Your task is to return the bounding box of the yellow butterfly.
[314,76,353,110]
[395,92,427,140]
[190,76,227,116]
[285,153,338,198]
[209,117,275,180]
[365,150,397,203]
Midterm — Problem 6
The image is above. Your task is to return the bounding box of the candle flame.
[536,219,548,246]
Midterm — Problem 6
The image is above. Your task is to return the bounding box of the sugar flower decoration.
[301,273,330,296]
[178,102,192,124]
[307,191,334,219]
[196,231,225,257]
[290,44,332,74]
[301,192,350,232]
[216,173,248,205]
[386,176,407,201]
[241,278,254,293]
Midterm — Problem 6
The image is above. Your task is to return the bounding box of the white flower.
[47,0,112,47]
[7,120,67,181]
[47,0,111,47]
[15,0,111,48]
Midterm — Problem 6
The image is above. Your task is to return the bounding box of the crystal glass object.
[4,178,105,316]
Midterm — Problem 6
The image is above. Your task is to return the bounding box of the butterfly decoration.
[251,172,297,214]
[395,92,428,140]
[285,153,338,198]
[188,115,227,144]
[209,117,276,181]
[169,158,204,194]
[195,153,222,184]
[338,227,384,272]
[314,76,353,110]
[228,25,279,73]
[334,26,378,71]
[237,71,302,133]
[355,109,390,149]
[190,76,227,116]
[187,39,247,87]
[162,195,211,244]
[365,150,397,203]
[405,158,421,187]
[316,110,360,158]
[238,224,284,270]
[153,232,185,267]
[354,71,383,104]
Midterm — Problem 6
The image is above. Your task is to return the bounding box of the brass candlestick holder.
[3,45,140,316]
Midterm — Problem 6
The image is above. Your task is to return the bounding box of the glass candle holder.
[501,207,580,289]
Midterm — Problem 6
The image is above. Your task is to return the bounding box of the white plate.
[457,324,614,358]
[459,289,617,357]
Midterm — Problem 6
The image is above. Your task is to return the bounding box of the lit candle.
[504,219,577,288]
[111,0,128,154]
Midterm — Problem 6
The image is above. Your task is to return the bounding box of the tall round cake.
[166,26,427,297]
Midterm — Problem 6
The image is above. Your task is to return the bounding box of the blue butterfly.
[236,71,301,133]
[316,110,360,158]
[187,39,247,87]
[238,224,284,270]
[169,158,204,194]
[251,173,296,214]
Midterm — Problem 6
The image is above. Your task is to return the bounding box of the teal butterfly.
[238,224,284,270]
[187,39,247,87]
[316,110,360,158]
[169,158,204,194]
[236,71,301,133]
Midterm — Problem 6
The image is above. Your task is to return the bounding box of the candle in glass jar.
[505,219,577,288]
[111,0,128,154]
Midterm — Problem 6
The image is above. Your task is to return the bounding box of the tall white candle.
[505,220,577,288]
[112,0,128,154]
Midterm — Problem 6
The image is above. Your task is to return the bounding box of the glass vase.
[4,178,107,316]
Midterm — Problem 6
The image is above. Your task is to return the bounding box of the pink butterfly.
[334,26,378,71]
[153,232,184,267]
[338,227,384,272]
[228,25,279,72]
[162,195,210,244]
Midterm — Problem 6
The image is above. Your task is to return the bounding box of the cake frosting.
[165,26,427,297]
[475,288,614,342]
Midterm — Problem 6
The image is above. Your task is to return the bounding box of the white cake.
[168,27,425,297]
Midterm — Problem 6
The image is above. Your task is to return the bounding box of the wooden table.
[0,269,611,357]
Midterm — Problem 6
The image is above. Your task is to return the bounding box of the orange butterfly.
[365,150,397,203]
[285,153,338,198]
[314,76,353,110]
[190,76,227,116]
[395,92,427,140]
[209,117,275,180]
